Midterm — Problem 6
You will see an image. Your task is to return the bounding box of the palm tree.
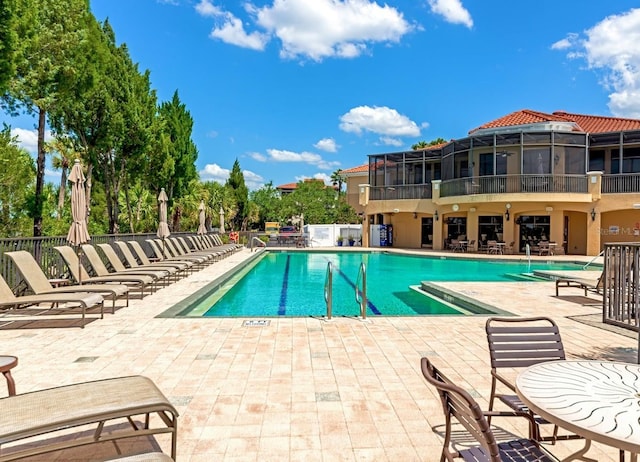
[412,141,428,150]
[330,169,345,194]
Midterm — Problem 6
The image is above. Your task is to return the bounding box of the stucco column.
[587,208,601,256]
[361,214,369,247]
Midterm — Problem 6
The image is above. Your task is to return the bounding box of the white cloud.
[428,0,473,28]
[197,0,413,61]
[210,15,269,50]
[263,148,340,170]
[195,0,269,50]
[199,163,230,183]
[551,33,579,51]
[555,8,640,118]
[199,162,264,189]
[242,169,265,190]
[11,127,53,153]
[339,105,422,137]
[194,0,223,16]
[255,0,413,61]
[314,138,339,152]
[45,168,62,179]
[249,151,267,162]
[379,136,403,147]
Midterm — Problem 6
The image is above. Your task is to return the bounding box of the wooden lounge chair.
[5,250,128,313]
[555,272,603,296]
[0,375,178,461]
[0,273,104,326]
[54,245,154,297]
[420,357,558,461]
[96,244,174,285]
[485,316,580,443]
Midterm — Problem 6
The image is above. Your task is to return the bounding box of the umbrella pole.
[77,245,82,285]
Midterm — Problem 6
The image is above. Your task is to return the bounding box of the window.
[523,148,551,174]
[564,146,586,174]
[622,147,640,173]
[589,150,605,172]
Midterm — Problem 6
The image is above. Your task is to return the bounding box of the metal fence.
[0,232,195,292]
[601,243,640,362]
[602,173,640,194]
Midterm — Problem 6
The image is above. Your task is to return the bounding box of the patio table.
[516,360,640,461]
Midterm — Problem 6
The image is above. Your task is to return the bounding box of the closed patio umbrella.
[157,188,170,254]
[197,200,206,235]
[66,159,90,284]
[219,206,225,234]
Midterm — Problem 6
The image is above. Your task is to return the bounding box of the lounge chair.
[420,357,558,461]
[145,240,199,269]
[176,237,223,261]
[161,239,208,266]
[485,316,580,443]
[113,241,187,279]
[0,273,104,326]
[125,241,194,274]
[0,375,178,461]
[6,250,129,312]
[555,272,603,296]
[54,245,153,297]
[95,243,174,285]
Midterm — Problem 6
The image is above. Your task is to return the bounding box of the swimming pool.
[169,251,597,318]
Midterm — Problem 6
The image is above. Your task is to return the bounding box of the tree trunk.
[56,158,69,218]
[33,108,46,236]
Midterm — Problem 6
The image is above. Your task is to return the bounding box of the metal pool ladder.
[355,262,367,320]
[324,262,333,320]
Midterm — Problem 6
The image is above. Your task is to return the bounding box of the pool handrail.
[355,262,367,320]
[324,262,333,320]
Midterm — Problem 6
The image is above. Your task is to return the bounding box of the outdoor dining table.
[516,360,640,461]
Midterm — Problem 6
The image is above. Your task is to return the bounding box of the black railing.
[602,243,640,333]
[602,174,640,193]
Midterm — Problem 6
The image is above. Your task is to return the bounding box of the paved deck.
[0,248,635,461]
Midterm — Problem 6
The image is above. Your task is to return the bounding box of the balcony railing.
[602,173,640,193]
[370,184,432,201]
[440,174,588,198]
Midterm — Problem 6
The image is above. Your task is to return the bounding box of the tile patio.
[0,248,635,461]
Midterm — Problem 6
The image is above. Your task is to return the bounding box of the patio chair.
[555,272,603,296]
[54,245,153,297]
[0,375,178,461]
[420,357,558,461]
[0,273,104,326]
[538,241,551,256]
[127,241,194,274]
[114,241,189,279]
[466,239,476,252]
[487,240,499,254]
[80,244,158,291]
[164,239,208,265]
[145,240,200,269]
[485,316,580,443]
[95,243,175,285]
[6,250,129,312]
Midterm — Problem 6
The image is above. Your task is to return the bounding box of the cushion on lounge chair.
[0,375,178,461]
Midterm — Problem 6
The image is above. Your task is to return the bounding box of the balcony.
[369,184,432,201]
[602,173,640,193]
[440,174,588,198]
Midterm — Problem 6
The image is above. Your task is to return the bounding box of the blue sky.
[5,1,640,189]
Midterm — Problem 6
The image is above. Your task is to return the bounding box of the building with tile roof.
[351,109,640,255]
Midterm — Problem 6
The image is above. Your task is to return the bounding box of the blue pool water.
[177,251,595,318]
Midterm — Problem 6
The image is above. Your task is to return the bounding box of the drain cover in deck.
[243,320,270,327]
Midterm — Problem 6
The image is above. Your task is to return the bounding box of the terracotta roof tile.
[341,164,369,174]
[552,111,640,133]
[276,182,298,190]
[470,109,640,134]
